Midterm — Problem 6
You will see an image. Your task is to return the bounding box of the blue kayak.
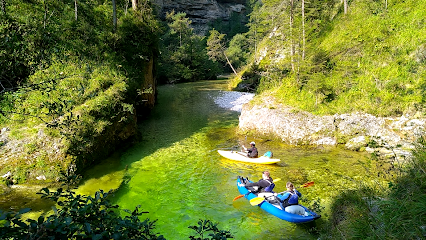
[237,177,321,223]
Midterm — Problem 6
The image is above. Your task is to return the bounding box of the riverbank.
[238,96,425,160]
[236,95,426,239]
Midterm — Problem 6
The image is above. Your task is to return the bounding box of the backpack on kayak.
[263,151,273,158]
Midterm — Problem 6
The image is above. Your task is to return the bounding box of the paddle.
[249,181,315,206]
[249,196,266,206]
[236,151,248,157]
[301,181,314,188]
[233,178,281,201]
[233,194,246,201]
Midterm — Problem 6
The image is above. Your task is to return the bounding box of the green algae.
[77,80,391,239]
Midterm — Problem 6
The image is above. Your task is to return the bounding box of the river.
[1,80,390,239]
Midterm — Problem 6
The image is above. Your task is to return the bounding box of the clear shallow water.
[1,80,389,239]
[76,80,387,239]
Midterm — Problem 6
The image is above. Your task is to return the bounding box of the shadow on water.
[77,80,234,192]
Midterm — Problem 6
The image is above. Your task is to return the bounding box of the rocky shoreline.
[238,97,425,160]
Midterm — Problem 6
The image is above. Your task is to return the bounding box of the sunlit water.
[1,80,390,239]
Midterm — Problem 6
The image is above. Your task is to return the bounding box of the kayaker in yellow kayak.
[242,141,258,158]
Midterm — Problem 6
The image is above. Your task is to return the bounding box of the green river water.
[1,80,390,239]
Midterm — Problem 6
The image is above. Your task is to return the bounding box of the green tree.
[158,11,219,83]
[226,33,251,70]
[206,29,237,76]
[166,10,192,47]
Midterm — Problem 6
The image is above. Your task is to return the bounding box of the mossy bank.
[0,0,160,186]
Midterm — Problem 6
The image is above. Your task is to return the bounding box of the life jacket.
[263,179,275,192]
[282,190,299,206]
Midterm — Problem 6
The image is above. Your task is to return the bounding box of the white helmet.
[250,142,255,146]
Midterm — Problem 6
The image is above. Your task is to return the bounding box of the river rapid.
[1,80,391,239]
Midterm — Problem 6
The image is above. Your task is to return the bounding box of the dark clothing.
[247,146,258,158]
[245,177,273,193]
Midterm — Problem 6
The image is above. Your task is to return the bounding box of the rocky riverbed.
[238,96,425,161]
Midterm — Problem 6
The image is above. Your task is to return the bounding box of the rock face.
[239,97,426,159]
[152,0,248,34]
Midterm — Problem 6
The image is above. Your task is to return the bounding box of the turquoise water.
[2,80,388,239]
[76,80,387,239]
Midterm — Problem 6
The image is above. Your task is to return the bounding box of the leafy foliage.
[0,187,166,239]
[232,0,426,116]
[188,219,233,240]
[226,33,251,70]
[0,0,161,181]
[0,172,234,239]
[157,11,219,83]
[206,29,227,63]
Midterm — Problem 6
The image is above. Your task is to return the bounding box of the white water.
[212,91,255,112]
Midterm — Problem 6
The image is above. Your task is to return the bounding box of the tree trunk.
[132,0,138,11]
[254,25,257,62]
[75,0,78,20]
[44,0,48,28]
[290,0,295,71]
[344,0,348,14]
[1,0,5,15]
[224,52,238,76]
[112,0,117,32]
[302,0,305,60]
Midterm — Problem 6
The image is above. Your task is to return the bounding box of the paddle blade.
[233,195,245,201]
[249,197,265,206]
[301,181,314,188]
[273,178,281,183]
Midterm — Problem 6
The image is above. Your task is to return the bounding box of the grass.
[318,137,426,239]
[241,0,426,117]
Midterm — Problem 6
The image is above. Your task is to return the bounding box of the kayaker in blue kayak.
[277,182,302,209]
[238,171,275,193]
[242,141,258,158]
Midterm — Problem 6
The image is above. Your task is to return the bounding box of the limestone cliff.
[152,0,248,34]
[239,97,426,160]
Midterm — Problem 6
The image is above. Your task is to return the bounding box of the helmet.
[250,142,255,146]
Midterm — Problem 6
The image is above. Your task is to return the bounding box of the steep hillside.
[237,0,426,116]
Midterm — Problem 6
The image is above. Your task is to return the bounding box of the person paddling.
[242,141,258,158]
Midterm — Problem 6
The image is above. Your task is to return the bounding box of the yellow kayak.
[217,150,281,164]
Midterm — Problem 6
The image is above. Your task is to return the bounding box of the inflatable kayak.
[236,177,321,223]
[218,150,280,164]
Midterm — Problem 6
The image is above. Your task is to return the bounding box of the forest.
[0,0,425,239]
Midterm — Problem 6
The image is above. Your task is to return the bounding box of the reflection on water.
[1,80,390,239]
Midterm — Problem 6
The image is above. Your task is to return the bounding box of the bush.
[0,183,233,239]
